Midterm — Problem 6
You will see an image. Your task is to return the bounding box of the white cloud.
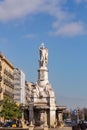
[50,22,86,37]
[0,0,68,22]
[0,0,45,21]
[0,0,86,37]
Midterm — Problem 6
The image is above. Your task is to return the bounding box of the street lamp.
[20,104,25,128]
[29,97,34,125]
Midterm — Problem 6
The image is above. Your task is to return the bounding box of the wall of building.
[14,68,25,105]
[0,53,14,110]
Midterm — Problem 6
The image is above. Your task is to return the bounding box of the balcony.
[4,69,14,80]
[0,87,2,93]
[4,78,14,88]
[0,99,3,105]
[0,76,2,82]
[0,65,2,71]
[4,89,13,98]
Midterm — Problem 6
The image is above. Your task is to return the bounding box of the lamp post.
[28,97,34,130]
[21,104,25,128]
[29,97,34,125]
[77,108,80,124]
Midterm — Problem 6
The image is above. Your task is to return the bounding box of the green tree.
[1,96,22,120]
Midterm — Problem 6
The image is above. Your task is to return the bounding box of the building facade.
[14,68,25,105]
[0,52,14,110]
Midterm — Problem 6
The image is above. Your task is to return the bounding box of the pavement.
[49,127,72,130]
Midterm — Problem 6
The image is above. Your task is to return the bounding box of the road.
[0,126,72,130]
[49,127,72,130]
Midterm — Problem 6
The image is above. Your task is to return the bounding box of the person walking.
[72,123,80,130]
[79,120,86,130]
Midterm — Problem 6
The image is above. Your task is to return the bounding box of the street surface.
[49,127,72,130]
[0,126,72,130]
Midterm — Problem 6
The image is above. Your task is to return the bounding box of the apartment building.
[14,68,25,105]
[0,52,14,109]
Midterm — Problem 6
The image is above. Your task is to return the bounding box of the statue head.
[40,43,45,49]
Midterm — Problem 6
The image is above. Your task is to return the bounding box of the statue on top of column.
[39,43,48,67]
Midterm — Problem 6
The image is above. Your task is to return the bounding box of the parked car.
[83,120,87,128]
[3,121,16,128]
[3,121,12,127]
[64,121,72,127]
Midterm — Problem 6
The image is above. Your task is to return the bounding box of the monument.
[26,43,66,128]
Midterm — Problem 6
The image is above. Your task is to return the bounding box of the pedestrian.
[19,119,22,128]
[72,123,80,130]
[16,119,19,127]
[79,120,86,130]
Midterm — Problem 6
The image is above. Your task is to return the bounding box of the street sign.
[73,109,77,115]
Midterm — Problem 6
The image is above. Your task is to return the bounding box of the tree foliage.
[1,96,22,120]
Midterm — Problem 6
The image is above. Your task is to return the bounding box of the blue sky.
[0,0,87,110]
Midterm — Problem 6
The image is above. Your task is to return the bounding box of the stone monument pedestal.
[44,122,48,130]
[29,122,34,130]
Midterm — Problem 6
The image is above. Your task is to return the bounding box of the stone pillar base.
[29,122,34,130]
[44,122,48,130]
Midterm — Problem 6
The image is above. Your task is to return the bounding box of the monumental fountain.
[26,43,66,128]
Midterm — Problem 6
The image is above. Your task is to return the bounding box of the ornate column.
[38,43,49,87]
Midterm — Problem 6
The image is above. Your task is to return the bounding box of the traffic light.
[77,108,80,115]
